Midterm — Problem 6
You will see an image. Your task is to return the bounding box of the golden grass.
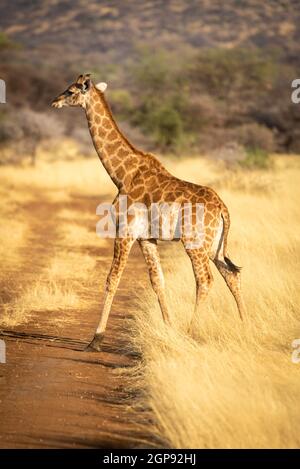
[0,248,95,328]
[0,183,33,270]
[0,219,27,269]
[0,164,108,328]
[60,221,108,249]
[1,279,84,328]
[0,154,299,447]
[131,154,300,448]
[47,250,96,281]
[58,207,95,222]
[0,158,116,196]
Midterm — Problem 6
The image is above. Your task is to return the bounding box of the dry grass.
[0,219,27,270]
[0,158,115,196]
[1,279,84,328]
[131,154,300,448]
[0,244,94,327]
[0,154,299,447]
[0,183,33,271]
[0,160,112,328]
[47,250,96,281]
[59,221,109,251]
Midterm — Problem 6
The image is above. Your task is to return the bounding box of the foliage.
[240,148,272,170]
[0,42,296,157]
[122,47,279,153]
[0,32,20,50]
[128,48,189,150]
[109,89,133,119]
[0,107,65,164]
[151,105,183,149]
[190,47,277,98]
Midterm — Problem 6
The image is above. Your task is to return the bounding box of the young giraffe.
[52,74,245,351]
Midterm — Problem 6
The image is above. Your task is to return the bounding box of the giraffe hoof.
[85,333,105,352]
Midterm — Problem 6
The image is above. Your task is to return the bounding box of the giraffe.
[52,73,246,351]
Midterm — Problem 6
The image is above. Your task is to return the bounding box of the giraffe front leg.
[86,290,113,352]
[86,237,135,352]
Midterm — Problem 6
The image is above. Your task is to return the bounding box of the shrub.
[129,48,188,150]
[237,123,275,153]
[152,106,183,149]
[191,47,277,99]
[210,142,247,165]
[0,107,65,164]
[109,89,133,119]
[240,148,272,170]
[0,32,19,50]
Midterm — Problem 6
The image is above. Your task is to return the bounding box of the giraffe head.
[51,74,107,109]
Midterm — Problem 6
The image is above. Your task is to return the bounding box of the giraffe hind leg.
[211,217,245,320]
[184,246,214,320]
[213,258,245,321]
[224,256,241,273]
[139,239,171,325]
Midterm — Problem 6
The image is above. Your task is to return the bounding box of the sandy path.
[0,188,158,448]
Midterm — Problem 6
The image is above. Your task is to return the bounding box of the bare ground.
[1,156,299,448]
[0,186,158,448]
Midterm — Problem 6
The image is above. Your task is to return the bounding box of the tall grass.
[0,154,299,447]
[131,155,300,448]
[0,160,112,329]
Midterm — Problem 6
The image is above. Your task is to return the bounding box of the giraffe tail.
[221,209,241,273]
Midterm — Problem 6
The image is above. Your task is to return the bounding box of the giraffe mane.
[93,85,146,156]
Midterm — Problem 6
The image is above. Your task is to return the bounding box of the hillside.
[1,0,300,158]
[0,0,300,66]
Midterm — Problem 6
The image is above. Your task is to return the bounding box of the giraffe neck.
[85,87,140,190]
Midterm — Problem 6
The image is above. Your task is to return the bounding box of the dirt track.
[0,188,158,448]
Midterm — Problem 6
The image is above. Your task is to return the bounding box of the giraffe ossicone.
[52,74,246,351]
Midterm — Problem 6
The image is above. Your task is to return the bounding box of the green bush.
[152,106,183,149]
[240,148,272,170]
[127,47,279,152]
[129,48,189,149]
[237,123,275,153]
[109,89,133,119]
[191,47,277,98]
[0,32,20,50]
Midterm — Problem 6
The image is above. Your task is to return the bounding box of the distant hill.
[0,0,300,66]
[1,1,300,157]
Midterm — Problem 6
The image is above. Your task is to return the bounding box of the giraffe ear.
[95,82,107,93]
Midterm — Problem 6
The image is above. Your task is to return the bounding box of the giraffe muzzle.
[51,98,64,109]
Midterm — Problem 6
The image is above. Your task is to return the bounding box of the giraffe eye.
[65,90,73,96]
